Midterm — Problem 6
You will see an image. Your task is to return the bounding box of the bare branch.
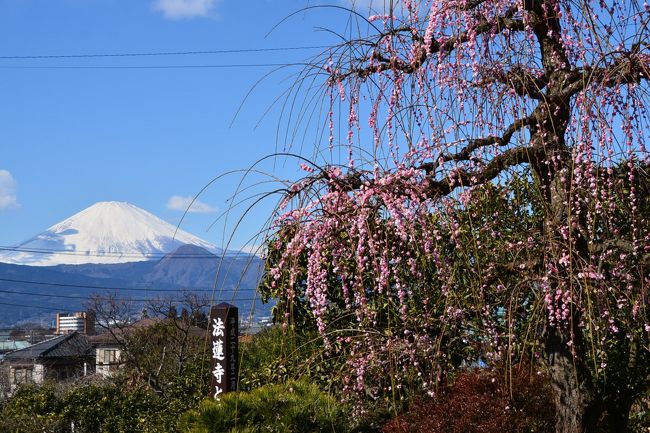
[562,52,650,99]
[426,144,540,197]
[439,115,535,165]
[313,143,538,204]
[476,65,548,99]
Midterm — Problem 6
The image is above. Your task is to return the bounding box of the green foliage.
[239,327,292,389]
[59,384,175,433]
[239,327,344,393]
[0,385,64,433]
[0,381,196,433]
[0,302,215,433]
[157,351,212,414]
[180,380,349,433]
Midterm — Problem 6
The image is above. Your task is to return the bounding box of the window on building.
[13,367,33,384]
[103,349,118,364]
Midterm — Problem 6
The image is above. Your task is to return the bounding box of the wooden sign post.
[209,303,239,399]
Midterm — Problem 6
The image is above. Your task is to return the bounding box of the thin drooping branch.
[336,10,525,80]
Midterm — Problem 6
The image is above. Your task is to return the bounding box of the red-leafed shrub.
[383,367,555,433]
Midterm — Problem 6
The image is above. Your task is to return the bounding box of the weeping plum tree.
[261,1,649,432]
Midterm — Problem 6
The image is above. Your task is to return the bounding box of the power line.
[0,277,260,293]
[0,301,63,311]
[0,289,263,304]
[0,285,263,300]
[0,45,329,60]
[0,245,261,258]
[0,287,266,309]
[0,63,306,70]
[0,288,121,301]
[0,288,200,302]
[0,297,265,312]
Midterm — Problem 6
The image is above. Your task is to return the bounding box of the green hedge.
[0,384,176,433]
[180,380,348,433]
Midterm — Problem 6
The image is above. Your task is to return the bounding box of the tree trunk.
[533,107,601,431]
[546,326,599,433]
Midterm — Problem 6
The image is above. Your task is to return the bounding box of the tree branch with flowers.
[259,1,650,432]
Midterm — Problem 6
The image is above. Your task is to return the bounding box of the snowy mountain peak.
[0,201,222,266]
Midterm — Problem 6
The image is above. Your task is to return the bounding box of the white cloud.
[166,195,217,214]
[153,0,220,20]
[0,170,19,210]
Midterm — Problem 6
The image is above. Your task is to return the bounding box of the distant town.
[0,309,272,396]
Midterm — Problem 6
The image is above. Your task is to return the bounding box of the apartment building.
[56,311,96,336]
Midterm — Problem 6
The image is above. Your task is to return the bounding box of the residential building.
[3,332,93,392]
[89,333,122,378]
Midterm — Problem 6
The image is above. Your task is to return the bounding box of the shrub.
[382,367,555,433]
[180,380,349,433]
[0,385,65,433]
[239,327,344,393]
[61,384,174,433]
[0,382,182,433]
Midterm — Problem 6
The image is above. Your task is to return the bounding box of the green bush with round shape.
[180,380,348,433]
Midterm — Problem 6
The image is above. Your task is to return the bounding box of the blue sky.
[0,0,373,251]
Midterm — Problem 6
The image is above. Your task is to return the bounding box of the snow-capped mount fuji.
[0,201,225,266]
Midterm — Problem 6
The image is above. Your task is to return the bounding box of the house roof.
[3,332,92,361]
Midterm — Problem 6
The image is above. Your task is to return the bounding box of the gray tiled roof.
[3,332,92,361]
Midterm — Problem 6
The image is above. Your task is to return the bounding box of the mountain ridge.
[0,201,227,266]
[0,245,266,326]
[0,203,267,326]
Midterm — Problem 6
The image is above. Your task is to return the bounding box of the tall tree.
[87,293,210,395]
[263,1,650,432]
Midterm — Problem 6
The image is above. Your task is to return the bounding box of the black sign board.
[209,303,239,399]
